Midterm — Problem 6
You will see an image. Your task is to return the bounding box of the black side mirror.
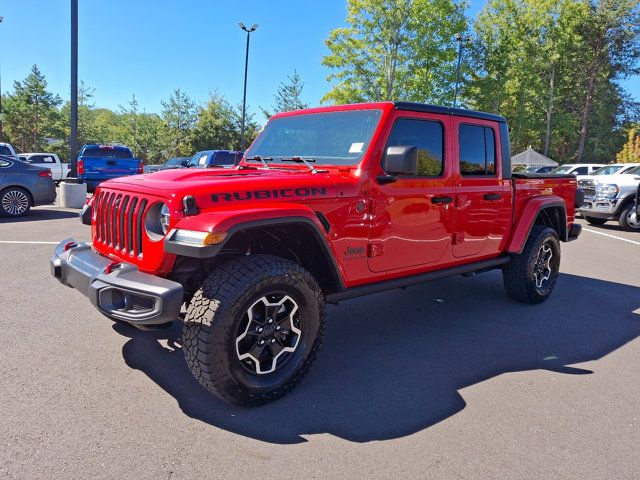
[382,146,418,175]
[180,160,190,167]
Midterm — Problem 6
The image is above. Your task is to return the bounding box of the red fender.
[506,195,567,254]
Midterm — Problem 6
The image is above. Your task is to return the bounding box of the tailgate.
[81,157,140,179]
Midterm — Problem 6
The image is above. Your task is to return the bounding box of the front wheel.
[618,204,640,232]
[182,255,325,406]
[502,226,561,304]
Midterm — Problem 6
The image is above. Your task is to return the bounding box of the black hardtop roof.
[393,102,506,124]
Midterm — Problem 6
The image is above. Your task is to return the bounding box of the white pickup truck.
[579,164,640,231]
[20,153,70,183]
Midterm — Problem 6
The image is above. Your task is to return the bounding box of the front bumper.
[50,239,183,325]
[578,197,622,219]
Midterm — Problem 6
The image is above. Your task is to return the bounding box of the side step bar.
[326,256,511,303]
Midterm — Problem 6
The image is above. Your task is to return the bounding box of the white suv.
[0,142,18,158]
[579,165,640,231]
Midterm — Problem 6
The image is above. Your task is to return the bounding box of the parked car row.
[579,164,640,231]
[152,150,244,172]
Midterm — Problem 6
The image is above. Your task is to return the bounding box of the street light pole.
[0,15,4,143]
[69,0,78,179]
[239,22,258,150]
[452,33,470,108]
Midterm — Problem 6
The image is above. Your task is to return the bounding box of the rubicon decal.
[211,187,327,202]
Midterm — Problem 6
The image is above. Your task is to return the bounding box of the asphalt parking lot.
[1,202,639,479]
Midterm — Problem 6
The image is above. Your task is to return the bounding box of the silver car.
[0,155,57,217]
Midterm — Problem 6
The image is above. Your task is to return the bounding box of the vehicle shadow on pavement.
[117,271,640,444]
[0,208,79,223]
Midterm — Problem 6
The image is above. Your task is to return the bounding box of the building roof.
[511,147,558,167]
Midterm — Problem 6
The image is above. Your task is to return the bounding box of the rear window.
[212,152,236,166]
[459,124,496,176]
[82,147,133,159]
[0,146,13,156]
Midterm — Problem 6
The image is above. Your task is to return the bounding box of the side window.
[197,154,208,167]
[385,118,444,176]
[574,167,588,175]
[459,124,497,176]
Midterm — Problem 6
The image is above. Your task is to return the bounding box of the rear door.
[452,120,512,258]
[368,112,455,272]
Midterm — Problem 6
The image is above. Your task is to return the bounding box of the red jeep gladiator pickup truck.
[51,102,581,406]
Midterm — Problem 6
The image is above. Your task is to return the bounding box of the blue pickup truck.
[77,144,142,192]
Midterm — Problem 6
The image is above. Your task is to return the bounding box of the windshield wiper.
[280,156,317,174]
[246,155,273,169]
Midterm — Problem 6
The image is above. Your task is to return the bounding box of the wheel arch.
[507,197,567,254]
[614,192,637,216]
[166,212,345,295]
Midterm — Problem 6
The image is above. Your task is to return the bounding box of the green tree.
[261,70,309,119]
[468,0,638,163]
[322,0,468,104]
[575,0,640,162]
[161,88,197,156]
[3,65,62,151]
[190,92,238,151]
[616,124,640,162]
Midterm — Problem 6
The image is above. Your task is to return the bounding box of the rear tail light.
[138,161,144,174]
[38,169,52,177]
[78,159,84,175]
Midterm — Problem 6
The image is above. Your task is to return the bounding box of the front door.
[368,114,455,273]
[452,121,511,258]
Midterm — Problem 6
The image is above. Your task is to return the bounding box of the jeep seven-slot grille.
[94,191,148,256]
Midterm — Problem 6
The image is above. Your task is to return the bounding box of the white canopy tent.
[511,147,558,169]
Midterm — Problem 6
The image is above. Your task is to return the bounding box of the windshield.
[551,165,573,173]
[83,147,133,159]
[593,165,623,175]
[245,109,383,166]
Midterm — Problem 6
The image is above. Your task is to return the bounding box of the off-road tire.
[182,254,325,407]
[584,216,607,226]
[618,204,640,232]
[502,226,560,304]
[0,186,31,217]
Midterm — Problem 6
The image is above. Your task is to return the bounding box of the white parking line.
[583,228,640,246]
[0,240,61,244]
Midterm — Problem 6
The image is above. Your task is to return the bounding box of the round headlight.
[145,202,171,241]
[160,203,170,234]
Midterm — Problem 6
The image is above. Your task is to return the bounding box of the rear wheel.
[0,187,31,217]
[182,254,325,406]
[503,226,560,304]
[618,204,640,232]
[584,216,607,226]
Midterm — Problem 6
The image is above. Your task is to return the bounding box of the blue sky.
[1,0,638,122]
